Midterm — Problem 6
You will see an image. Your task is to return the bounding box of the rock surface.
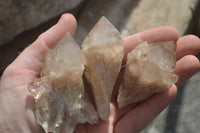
[118,41,178,108]
[28,33,98,133]
[0,0,83,46]
[82,17,124,120]
[121,0,199,37]
[142,72,200,133]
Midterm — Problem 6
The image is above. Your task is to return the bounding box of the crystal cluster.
[117,41,178,108]
[28,16,178,133]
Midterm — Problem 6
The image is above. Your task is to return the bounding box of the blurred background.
[0,0,200,132]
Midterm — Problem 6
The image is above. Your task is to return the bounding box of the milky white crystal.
[28,33,98,133]
[82,16,124,120]
[117,41,178,108]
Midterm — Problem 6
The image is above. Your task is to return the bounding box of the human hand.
[0,13,199,133]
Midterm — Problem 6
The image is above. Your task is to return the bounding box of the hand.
[0,13,199,133]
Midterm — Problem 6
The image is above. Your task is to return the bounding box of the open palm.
[0,14,199,133]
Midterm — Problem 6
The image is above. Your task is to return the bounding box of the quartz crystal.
[28,33,98,133]
[28,16,179,132]
[82,16,124,120]
[117,41,178,108]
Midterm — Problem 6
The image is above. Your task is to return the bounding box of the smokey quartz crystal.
[28,33,98,133]
[82,16,124,120]
[117,41,178,108]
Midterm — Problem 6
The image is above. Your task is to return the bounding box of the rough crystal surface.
[82,16,124,120]
[117,41,178,108]
[28,33,98,133]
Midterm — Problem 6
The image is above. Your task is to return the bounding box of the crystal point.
[82,17,124,120]
[28,33,98,133]
[117,41,178,108]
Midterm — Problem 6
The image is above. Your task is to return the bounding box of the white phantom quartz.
[82,16,124,120]
[117,41,178,108]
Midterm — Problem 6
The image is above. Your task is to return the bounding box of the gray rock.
[0,0,83,46]
[121,0,199,37]
[142,72,200,133]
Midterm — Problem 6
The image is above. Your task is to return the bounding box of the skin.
[0,13,199,133]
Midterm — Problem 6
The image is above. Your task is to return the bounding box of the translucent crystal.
[117,41,178,108]
[82,16,124,120]
[28,33,98,133]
